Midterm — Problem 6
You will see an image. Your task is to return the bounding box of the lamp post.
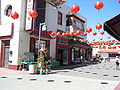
[38,23,47,57]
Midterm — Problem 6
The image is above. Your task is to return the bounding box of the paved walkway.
[0,61,120,90]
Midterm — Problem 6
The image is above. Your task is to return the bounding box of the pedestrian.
[115,56,120,70]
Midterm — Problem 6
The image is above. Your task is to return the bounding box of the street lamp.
[38,23,47,57]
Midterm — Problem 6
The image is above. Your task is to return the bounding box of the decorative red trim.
[9,65,18,70]
[57,44,70,48]
[0,42,2,67]
[11,23,14,36]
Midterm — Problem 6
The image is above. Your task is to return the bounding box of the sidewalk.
[0,68,29,75]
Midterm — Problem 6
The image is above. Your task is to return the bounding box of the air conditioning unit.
[46,0,68,7]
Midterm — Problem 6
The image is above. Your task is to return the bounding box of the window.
[58,11,62,25]
[4,5,12,17]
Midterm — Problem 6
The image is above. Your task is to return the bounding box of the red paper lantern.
[100,31,104,35]
[100,38,103,40]
[93,32,97,36]
[76,30,81,35]
[29,10,38,18]
[66,32,69,36]
[62,32,66,37]
[50,32,55,36]
[86,27,92,33]
[56,32,61,37]
[69,32,74,36]
[96,23,102,30]
[70,4,80,13]
[118,0,120,3]
[11,12,19,19]
[108,37,110,39]
[118,46,120,48]
[83,32,87,36]
[94,1,104,10]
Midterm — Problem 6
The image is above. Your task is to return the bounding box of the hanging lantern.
[74,33,77,36]
[83,32,87,36]
[93,32,97,36]
[56,32,61,37]
[50,32,55,36]
[69,32,74,36]
[108,37,110,39]
[62,32,66,37]
[76,30,82,36]
[29,10,38,18]
[94,1,104,10]
[66,32,69,36]
[86,27,92,33]
[11,12,19,19]
[118,0,120,3]
[96,23,102,30]
[70,4,80,13]
[100,31,104,35]
[118,46,120,48]
[100,38,103,40]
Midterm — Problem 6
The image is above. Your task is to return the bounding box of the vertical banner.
[25,0,33,31]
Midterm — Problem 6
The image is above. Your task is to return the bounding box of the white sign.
[25,0,33,31]
[40,41,46,49]
[0,23,13,36]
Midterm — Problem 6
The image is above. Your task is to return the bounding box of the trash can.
[29,64,34,74]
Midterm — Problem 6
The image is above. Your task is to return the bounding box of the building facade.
[92,41,120,61]
[0,0,91,69]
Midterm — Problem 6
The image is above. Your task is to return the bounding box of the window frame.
[57,11,63,25]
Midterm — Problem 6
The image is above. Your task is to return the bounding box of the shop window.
[4,5,12,17]
[57,11,62,25]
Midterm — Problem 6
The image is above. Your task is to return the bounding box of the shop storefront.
[56,37,70,65]
[56,36,92,65]
[70,40,92,64]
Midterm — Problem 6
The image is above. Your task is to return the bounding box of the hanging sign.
[25,0,34,31]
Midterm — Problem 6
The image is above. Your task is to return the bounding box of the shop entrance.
[58,48,68,65]
[2,40,10,67]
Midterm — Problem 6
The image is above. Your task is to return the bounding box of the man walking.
[115,56,120,70]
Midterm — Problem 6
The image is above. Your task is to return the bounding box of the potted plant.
[37,48,48,75]
[34,66,39,75]
[18,55,25,71]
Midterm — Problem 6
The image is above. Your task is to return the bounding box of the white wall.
[1,0,30,65]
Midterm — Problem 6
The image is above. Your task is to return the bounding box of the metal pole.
[38,23,42,57]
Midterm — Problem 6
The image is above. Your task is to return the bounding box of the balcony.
[46,0,68,7]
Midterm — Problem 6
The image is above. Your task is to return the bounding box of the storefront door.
[58,49,68,65]
[4,47,10,67]
[3,41,10,67]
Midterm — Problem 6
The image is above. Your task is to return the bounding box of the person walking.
[115,56,120,70]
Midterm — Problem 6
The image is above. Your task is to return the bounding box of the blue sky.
[65,0,120,42]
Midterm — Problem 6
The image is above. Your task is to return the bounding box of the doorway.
[58,48,68,65]
[2,40,10,67]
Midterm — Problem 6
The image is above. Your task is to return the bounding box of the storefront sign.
[25,0,33,31]
[58,37,68,45]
